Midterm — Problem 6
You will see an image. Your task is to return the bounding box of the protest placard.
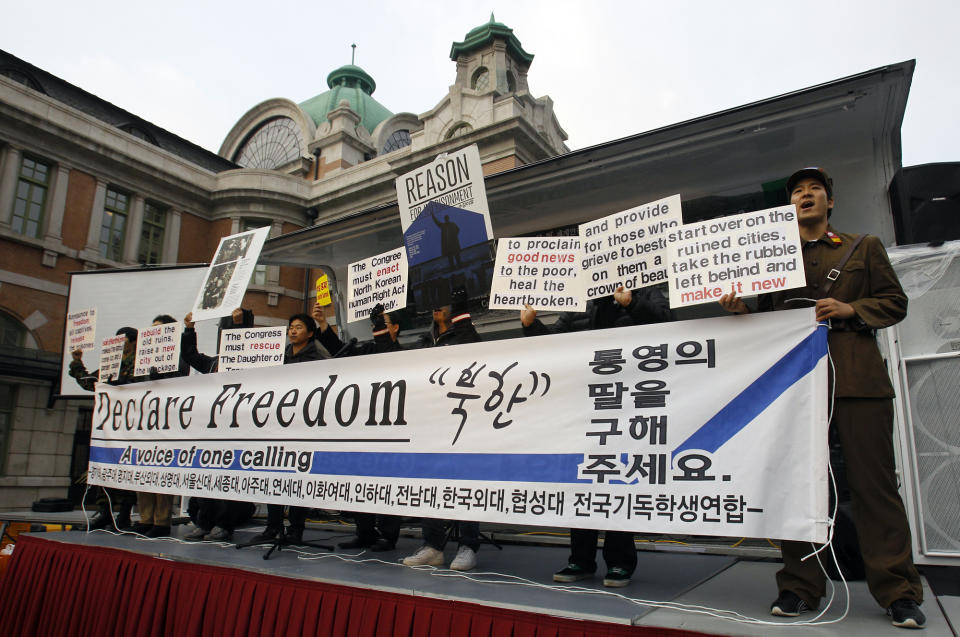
[396,144,491,237]
[346,247,408,323]
[98,335,127,383]
[191,226,271,321]
[218,326,287,371]
[579,194,682,299]
[315,274,331,306]
[134,322,182,377]
[66,308,97,353]
[488,237,585,311]
[666,205,804,308]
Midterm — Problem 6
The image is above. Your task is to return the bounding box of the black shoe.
[127,522,154,535]
[553,563,595,583]
[602,567,631,587]
[114,507,132,530]
[888,599,925,629]
[369,538,396,552]
[284,527,304,545]
[337,537,374,549]
[249,527,280,544]
[145,525,170,538]
[771,590,812,617]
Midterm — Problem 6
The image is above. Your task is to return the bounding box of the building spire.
[351,43,356,65]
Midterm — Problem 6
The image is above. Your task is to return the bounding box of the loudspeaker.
[889,163,960,245]
[902,358,960,556]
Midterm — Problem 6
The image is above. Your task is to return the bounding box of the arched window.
[233,117,304,169]
[471,67,490,92]
[446,123,473,140]
[381,130,412,154]
[0,311,27,348]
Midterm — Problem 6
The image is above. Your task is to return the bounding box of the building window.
[471,67,490,91]
[0,312,26,348]
[11,155,50,239]
[381,129,411,154]
[138,202,167,265]
[233,117,304,170]
[0,382,14,475]
[446,123,473,140]
[99,188,129,261]
[506,71,516,93]
[242,219,269,285]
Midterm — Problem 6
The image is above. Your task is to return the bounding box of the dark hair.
[115,327,138,342]
[152,314,177,325]
[288,313,316,334]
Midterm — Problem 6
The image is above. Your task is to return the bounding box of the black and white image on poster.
[191,226,270,321]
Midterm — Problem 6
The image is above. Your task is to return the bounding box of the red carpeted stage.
[0,526,954,636]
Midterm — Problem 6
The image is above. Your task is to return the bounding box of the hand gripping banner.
[89,308,829,542]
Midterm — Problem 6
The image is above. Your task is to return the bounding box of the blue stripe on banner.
[671,326,827,460]
[308,452,586,483]
[89,446,125,464]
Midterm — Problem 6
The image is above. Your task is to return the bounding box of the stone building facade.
[0,16,568,508]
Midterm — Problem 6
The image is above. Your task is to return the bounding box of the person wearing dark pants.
[720,167,924,629]
[522,285,673,588]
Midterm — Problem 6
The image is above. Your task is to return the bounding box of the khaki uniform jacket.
[758,227,907,398]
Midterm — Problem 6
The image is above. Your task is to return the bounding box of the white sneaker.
[450,545,477,571]
[402,546,444,567]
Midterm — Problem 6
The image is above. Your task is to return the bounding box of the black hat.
[786,167,833,199]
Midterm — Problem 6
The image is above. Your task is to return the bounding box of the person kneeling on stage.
[402,289,484,572]
[249,313,330,545]
[719,167,924,629]
[312,302,403,552]
[521,285,673,587]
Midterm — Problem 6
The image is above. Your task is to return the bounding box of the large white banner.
[88,309,829,542]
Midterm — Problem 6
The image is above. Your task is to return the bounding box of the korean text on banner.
[89,308,828,542]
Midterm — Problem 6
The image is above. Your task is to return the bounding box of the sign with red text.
[67,308,97,353]
[98,335,127,382]
[580,195,682,299]
[218,326,286,371]
[315,274,331,306]
[488,237,585,311]
[666,206,804,308]
[134,323,182,377]
[347,247,408,323]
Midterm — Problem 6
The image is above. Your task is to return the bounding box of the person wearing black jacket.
[248,313,329,545]
[312,303,405,552]
[403,288,484,571]
[522,285,673,588]
[180,308,259,542]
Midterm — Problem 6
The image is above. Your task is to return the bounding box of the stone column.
[83,180,107,256]
[267,220,282,286]
[162,208,181,264]
[123,195,145,263]
[0,145,22,228]
[44,164,70,242]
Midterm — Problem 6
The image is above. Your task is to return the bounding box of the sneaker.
[771,590,812,617]
[338,536,374,549]
[553,563,595,583]
[888,599,925,629]
[602,567,631,587]
[204,526,232,541]
[249,527,280,544]
[450,546,477,571]
[183,526,210,541]
[402,546,443,567]
[369,538,396,552]
[145,525,170,538]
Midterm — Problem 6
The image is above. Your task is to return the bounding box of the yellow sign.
[315,274,331,306]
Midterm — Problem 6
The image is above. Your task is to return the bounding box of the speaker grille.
[905,358,960,554]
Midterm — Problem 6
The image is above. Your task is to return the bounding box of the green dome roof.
[450,14,533,64]
[299,64,393,134]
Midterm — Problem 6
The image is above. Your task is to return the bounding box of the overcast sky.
[3,1,957,166]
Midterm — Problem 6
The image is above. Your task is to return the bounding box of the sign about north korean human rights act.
[87,308,829,542]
